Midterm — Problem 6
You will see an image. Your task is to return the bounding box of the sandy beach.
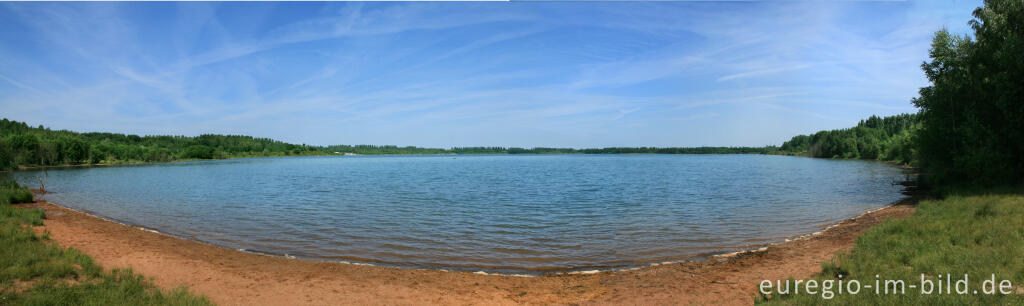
[20,197,916,305]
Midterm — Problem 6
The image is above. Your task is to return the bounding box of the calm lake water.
[11,154,906,273]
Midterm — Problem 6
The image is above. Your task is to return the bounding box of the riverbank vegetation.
[0,119,325,170]
[0,118,777,171]
[777,113,919,164]
[910,0,1024,187]
[1,179,32,204]
[759,188,1024,304]
[762,0,1024,303]
[0,179,210,305]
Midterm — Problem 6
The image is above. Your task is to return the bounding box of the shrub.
[0,178,33,204]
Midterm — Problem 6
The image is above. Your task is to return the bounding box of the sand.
[20,198,916,305]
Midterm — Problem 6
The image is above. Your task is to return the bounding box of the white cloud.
[716,64,812,82]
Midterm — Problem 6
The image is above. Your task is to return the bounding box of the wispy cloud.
[717,64,812,82]
[612,108,640,121]
[0,73,43,94]
[0,1,983,147]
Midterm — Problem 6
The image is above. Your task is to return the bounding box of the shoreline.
[21,194,921,305]
[4,152,864,174]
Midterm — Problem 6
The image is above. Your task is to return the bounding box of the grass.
[758,187,1024,304]
[0,178,211,305]
[0,179,33,204]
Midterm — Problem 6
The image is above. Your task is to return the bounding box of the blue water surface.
[11,154,907,273]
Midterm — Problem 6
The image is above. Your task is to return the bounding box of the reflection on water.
[12,154,906,273]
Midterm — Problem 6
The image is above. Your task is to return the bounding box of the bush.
[0,178,33,204]
[180,145,215,160]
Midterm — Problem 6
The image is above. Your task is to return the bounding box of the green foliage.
[759,189,1024,304]
[0,178,33,205]
[10,269,210,306]
[0,118,324,169]
[63,137,90,165]
[0,117,783,170]
[912,0,1024,186]
[325,144,450,155]
[779,113,919,163]
[180,145,216,160]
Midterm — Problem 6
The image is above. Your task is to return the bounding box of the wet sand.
[21,198,916,305]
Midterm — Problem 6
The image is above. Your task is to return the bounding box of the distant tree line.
[0,118,777,171]
[0,119,320,170]
[322,145,448,155]
[584,146,774,154]
[778,113,919,164]
[322,145,774,155]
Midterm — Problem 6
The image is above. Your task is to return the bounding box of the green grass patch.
[758,189,1024,304]
[0,178,33,205]
[0,179,210,305]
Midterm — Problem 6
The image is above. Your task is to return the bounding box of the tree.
[0,138,13,170]
[7,134,39,165]
[181,145,215,159]
[913,0,1024,186]
[64,138,90,164]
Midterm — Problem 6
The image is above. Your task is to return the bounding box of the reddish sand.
[22,198,916,305]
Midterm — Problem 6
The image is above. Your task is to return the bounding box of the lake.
[10,154,907,274]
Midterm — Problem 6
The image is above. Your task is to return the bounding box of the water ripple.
[12,154,906,274]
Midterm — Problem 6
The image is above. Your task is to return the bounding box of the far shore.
[4,151,896,174]
[20,193,921,305]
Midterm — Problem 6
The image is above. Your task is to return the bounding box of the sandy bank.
[21,198,916,305]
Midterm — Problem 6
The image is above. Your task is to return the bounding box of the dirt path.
[23,199,915,305]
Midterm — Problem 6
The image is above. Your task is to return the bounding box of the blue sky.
[0,1,981,148]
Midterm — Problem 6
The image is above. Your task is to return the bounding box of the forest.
[910,0,1023,186]
[777,113,919,164]
[0,118,325,170]
[0,118,775,171]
